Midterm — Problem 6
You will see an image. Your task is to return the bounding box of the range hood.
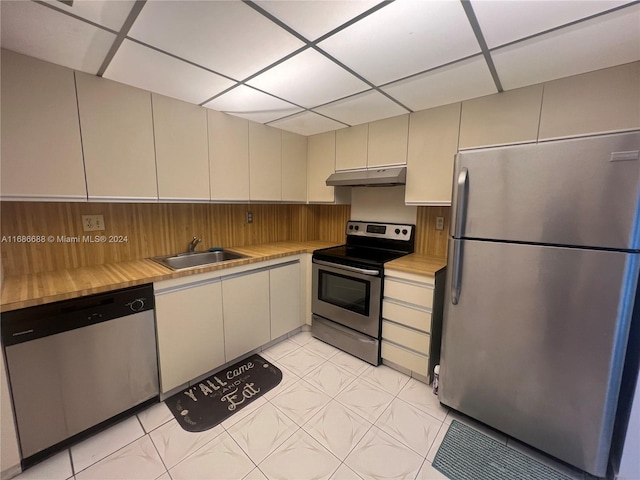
[325,167,406,187]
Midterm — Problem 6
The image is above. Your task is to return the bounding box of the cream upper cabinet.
[459,85,543,149]
[75,73,157,201]
[405,103,461,205]
[1,50,86,201]
[307,131,337,203]
[249,122,282,201]
[281,131,307,202]
[208,110,250,201]
[336,124,368,171]
[152,94,210,202]
[539,62,640,140]
[367,114,409,168]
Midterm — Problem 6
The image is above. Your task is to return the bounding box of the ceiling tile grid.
[1,0,638,135]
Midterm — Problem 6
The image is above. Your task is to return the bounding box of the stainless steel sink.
[151,250,248,271]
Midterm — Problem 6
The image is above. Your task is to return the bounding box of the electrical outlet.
[435,216,445,231]
[82,215,105,232]
[246,211,253,224]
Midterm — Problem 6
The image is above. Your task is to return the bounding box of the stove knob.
[348,225,354,230]
[395,228,400,234]
[354,225,359,231]
[402,229,408,235]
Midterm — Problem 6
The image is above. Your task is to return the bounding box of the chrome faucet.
[187,236,202,253]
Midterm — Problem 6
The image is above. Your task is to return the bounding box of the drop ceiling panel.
[382,56,497,112]
[471,0,632,48]
[269,111,346,136]
[492,5,640,90]
[41,0,137,31]
[105,40,235,105]
[247,48,370,108]
[254,0,379,41]
[204,85,303,124]
[314,90,408,126]
[318,0,480,85]
[128,1,305,80]
[0,0,116,74]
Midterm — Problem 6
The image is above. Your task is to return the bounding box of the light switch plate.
[82,215,105,232]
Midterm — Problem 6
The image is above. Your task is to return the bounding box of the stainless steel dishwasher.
[1,284,159,468]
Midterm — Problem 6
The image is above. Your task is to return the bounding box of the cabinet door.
[270,262,302,339]
[405,103,460,205]
[155,281,225,393]
[249,122,282,201]
[336,124,368,171]
[281,131,307,202]
[538,62,640,140]
[222,271,270,361]
[75,73,158,201]
[459,85,542,149]
[208,110,250,201]
[307,131,336,203]
[367,114,409,167]
[152,94,210,201]
[1,50,86,201]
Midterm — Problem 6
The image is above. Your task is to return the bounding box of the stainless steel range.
[312,221,415,365]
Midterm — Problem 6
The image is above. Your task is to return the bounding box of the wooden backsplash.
[0,202,447,276]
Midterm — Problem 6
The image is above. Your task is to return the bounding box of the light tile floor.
[15,331,589,480]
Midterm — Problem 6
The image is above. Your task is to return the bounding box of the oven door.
[312,259,382,337]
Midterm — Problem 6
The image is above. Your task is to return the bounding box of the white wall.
[350,186,417,225]
[1,351,21,478]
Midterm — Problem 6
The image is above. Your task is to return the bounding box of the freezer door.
[451,131,640,250]
[441,239,639,476]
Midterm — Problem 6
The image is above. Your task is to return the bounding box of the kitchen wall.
[0,201,448,276]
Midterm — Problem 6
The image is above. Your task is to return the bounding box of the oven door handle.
[313,259,381,276]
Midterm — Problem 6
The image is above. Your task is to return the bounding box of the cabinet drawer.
[383,300,432,333]
[382,341,428,376]
[382,321,430,354]
[384,279,433,308]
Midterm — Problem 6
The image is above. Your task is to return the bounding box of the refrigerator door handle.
[450,240,463,304]
[451,167,469,238]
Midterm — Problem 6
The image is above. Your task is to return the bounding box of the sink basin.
[151,250,248,271]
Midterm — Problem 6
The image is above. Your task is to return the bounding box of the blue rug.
[433,420,573,480]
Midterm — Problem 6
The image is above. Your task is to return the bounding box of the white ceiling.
[1,0,639,136]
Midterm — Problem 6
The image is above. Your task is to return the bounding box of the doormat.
[433,420,573,480]
[166,354,282,432]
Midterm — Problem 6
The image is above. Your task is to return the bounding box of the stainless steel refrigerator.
[440,131,640,477]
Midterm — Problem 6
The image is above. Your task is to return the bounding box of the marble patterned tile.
[359,365,411,395]
[288,330,315,346]
[335,377,394,423]
[259,429,341,480]
[304,338,341,359]
[137,402,174,433]
[415,460,449,480]
[75,436,166,480]
[71,417,145,473]
[328,351,370,376]
[243,467,268,479]
[397,378,448,421]
[303,400,372,460]
[276,347,326,377]
[227,402,298,465]
[271,380,332,426]
[149,418,224,469]
[169,431,255,480]
[425,424,448,463]
[304,361,357,397]
[344,427,424,480]
[15,451,72,480]
[220,396,268,430]
[331,463,364,480]
[155,474,171,480]
[263,365,302,401]
[374,398,442,456]
[262,339,300,360]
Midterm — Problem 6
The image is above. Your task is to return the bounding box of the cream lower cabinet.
[381,268,445,382]
[270,261,302,339]
[155,277,225,394]
[222,270,271,362]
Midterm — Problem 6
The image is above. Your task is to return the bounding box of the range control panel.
[346,221,414,241]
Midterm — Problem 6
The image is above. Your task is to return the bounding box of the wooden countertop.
[385,253,447,277]
[0,241,336,312]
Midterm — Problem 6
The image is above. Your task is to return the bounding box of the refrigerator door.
[451,132,640,250]
[441,238,639,476]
